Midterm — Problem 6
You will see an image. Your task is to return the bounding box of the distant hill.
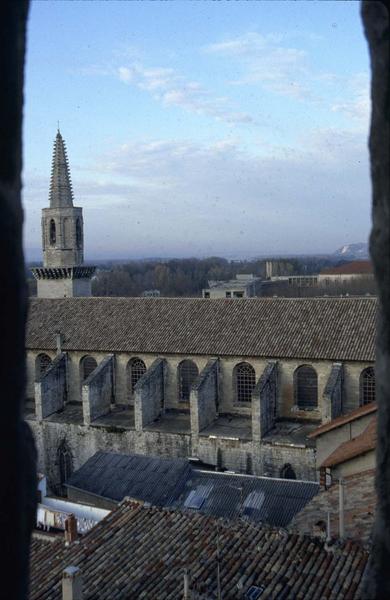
[333,243,369,260]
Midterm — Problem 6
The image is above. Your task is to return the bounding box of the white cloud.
[331,73,370,125]
[23,128,371,258]
[204,31,370,117]
[205,32,311,100]
[116,62,254,125]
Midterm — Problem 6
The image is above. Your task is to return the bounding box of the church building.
[31,129,95,298]
[25,131,377,495]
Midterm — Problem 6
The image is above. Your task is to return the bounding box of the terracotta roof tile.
[26,296,377,361]
[321,417,377,468]
[29,501,369,599]
[320,261,373,275]
[309,403,377,438]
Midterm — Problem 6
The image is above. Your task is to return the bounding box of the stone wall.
[332,450,375,480]
[257,443,316,481]
[27,349,374,418]
[43,206,83,268]
[35,352,67,419]
[322,363,343,422]
[82,354,114,425]
[134,358,165,430]
[190,359,219,436]
[37,277,92,299]
[197,435,253,474]
[252,361,278,442]
[29,420,135,493]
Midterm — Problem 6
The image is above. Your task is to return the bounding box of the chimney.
[326,511,331,544]
[56,331,64,355]
[65,514,78,544]
[62,566,83,600]
[339,478,345,539]
[183,568,190,599]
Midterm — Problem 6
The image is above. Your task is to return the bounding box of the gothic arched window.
[234,362,256,403]
[76,218,82,249]
[360,367,375,405]
[294,365,318,409]
[80,355,97,383]
[49,219,56,246]
[178,360,199,402]
[57,441,73,495]
[35,353,52,380]
[127,357,146,395]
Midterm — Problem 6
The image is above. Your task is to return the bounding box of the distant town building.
[269,275,319,287]
[318,260,373,285]
[141,289,161,297]
[202,273,262,298]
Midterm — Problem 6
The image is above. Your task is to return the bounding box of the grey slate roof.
[65,451,191,506]
[65,452,319,527]
[26,296,377,361]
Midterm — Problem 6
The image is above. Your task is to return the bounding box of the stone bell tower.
[32,129,95,297]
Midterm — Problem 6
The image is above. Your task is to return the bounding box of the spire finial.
[57,120,60,134]
[49,128,74,208]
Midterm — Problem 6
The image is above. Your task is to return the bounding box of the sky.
[23,0,371,261]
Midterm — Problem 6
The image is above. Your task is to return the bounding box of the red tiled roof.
[320,261,373,275]
[309,403,377,438]
[29,501,369,599]
[26,296,377,361]
[321,417,377,468]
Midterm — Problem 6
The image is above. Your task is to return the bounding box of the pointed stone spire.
[31,128,96,297]
[49,129,74,208]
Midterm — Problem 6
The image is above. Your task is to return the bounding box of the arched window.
[76,218,82,249]
[234,362,256,403]
[80,355,97,383]
[178,360,199,402]
[49,219,56,246]
[294,365,318,409]
[127,357,146,395]
[360,367,375,405]
[280,463,296,480]
[57,441,73,495]
[35,353,52,380]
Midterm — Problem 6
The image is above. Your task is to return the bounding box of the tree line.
[90,256,336,297]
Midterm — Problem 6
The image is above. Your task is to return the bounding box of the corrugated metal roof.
[174,470,319,527]
[26,296,377,361]
[65,451,190,506]
[66,452,319,527]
